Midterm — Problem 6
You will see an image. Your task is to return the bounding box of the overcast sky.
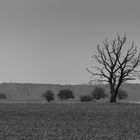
[0,0,140,84]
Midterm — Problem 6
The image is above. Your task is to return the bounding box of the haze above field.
[0,0,140,84]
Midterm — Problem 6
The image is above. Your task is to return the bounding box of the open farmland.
[0,103,140,140]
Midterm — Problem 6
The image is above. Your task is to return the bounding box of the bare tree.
[87,34,140,102]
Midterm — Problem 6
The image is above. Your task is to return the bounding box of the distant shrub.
[42,90,54,102]
[80,95,92,102]
[0,93,6,99]
[117,89,128,100]
[91,86,107,100]
[57,89,74,100]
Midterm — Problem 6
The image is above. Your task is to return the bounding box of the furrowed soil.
[0,102,140,140]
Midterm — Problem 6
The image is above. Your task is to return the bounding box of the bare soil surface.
[0,102,140,139]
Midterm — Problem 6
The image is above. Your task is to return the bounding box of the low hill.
[0,83,139,102]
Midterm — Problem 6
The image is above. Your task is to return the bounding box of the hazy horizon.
[0,0,140,85]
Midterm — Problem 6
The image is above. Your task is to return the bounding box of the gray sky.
[0,0,140,84]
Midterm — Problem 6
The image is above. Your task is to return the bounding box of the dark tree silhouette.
[42,90,54,102]
[91,86,107,100]
[0,93,6,100]
[87,34,140,102]
[117,89,128,100]
[57,89,74,100]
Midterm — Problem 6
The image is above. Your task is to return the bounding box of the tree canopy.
[87,34,140,102]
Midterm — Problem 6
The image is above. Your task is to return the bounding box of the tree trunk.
[110,94,117,103]
[110,86,117,103]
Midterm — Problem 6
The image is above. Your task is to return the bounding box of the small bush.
[57,89,74,100]
[117,89,128,100]
[0,93,6,99]
[42,90,54,102]
[91,86,107,100]
[80,95,92,102]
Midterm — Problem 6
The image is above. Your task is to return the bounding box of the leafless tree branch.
[87,34,140,102]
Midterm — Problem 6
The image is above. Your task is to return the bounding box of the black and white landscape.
[0,0,140,139]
